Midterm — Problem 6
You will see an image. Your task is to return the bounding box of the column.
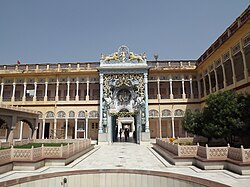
[74,118,78,139]
[65,118,68,139]
[171,117,175,138]
[144,73,150,133]
[85,112,88,139]
[42,119,45,139]
[169,76,173,99]
[11,82,16,102]
[221,60,227,88]
[208,72,212,94]
[214,69,219,92]
[98,74,103,133]
[229,50,236,85]
[19,121,23,140]
[33,81,37,102]
[203,75,207,97]
[86,77,89,101]
[22,82,27,102]
[181,77,186,99]
[75,77,79,101]
[53,118,57,138]
[55,78,59,101]
[66,77,70,101]
[189,77,194,99]
[0,82,4,102]
[240,40,248,79]
[157,77,161,100]
[44,81,48,101]
[197,76,201,99]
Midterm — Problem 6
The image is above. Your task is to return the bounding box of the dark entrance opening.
[44,123,50,139]
[111,116,118,142]
[36,123,40,139]
[111,118,138,144]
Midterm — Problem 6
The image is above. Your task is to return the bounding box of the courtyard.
[0,143,250,186]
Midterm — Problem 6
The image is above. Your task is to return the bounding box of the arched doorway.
[111,109,137,143]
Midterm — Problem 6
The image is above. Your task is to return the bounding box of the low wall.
[156,138,250,162]
[0,139,91,165]
[155,138,250,175]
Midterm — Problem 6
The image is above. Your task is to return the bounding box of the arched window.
[69,111,75,118]
[162,109,171,117]
[174,109,184,117]
[46,111,54,118]
[89,110,99,118]
[78,111,85,118]
[149,109,159,117]
[57,111,66,118]
[37,111,43,119]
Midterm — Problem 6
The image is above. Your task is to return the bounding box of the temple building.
[0,6,249,144]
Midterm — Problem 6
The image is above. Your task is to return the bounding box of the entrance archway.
[112,115,138,143]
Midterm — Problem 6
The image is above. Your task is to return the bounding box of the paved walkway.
[0,143,250,186]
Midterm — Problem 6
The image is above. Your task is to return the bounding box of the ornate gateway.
[98,46,150,144]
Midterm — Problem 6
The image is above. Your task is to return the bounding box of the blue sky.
[0,0,249,64]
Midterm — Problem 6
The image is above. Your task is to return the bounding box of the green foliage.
[182,110,203,135]
[182,91,250,144]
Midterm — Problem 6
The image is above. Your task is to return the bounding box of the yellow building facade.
[0,6,249,143]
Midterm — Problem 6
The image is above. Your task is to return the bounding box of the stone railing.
[206,145,228,160]
[228,146,250,162]
[0,103,39,114]
[0,139,91,164]
[156,138,250,163]
[156,138,196,157]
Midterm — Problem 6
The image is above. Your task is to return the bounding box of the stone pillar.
[221,61,227,88]
[157,77,162,138]
[189,76,194,99]
[11,82,16,102]
[182,77,186,99]
[208,72,212,94]
[203,75,207,97]
[42,119,45,139]
[55,78,59,101]
[22,82,27,102]
[229,50,236,85]
[85,112,89,139]
[74,118,78,139]
[44,81,48,101]
[7,128,15,143]
[32,128,38,140]
[157,77,161,100]
[0,82,4,102]
[75,77,79,101]
[86,77,89,101]
[33,81,37,102]
[65,118,68,139]
[240,40,248,79]
[169,77,173,99]
[99,74,104,133]
[66,77,70,101]
[214,69,219,92]
[53,118,57,139]
[144,73,150,133]
[171,117,175,138]
[19,121,23,140]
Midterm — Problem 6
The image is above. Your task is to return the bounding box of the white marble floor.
[0,143,250,187]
